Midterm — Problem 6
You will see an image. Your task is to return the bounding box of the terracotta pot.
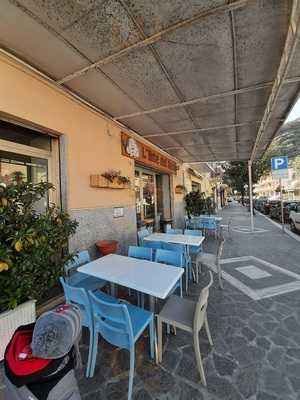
[96,240,118,256]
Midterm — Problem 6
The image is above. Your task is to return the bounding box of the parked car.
[270,201,300,223]
[269,201,281,220]
[290,205,300,233]
[263,200,276,215]
[254,198,268,212]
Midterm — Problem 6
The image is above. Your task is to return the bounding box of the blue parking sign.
[271,156,288,171]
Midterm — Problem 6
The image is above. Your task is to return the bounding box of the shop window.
[0,120,51,151]
[192,182,201,192]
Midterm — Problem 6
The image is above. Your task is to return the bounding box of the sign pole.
[280,178,285,232]
[248,160,254,232]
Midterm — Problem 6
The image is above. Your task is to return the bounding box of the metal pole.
[248,160,254,232]
[280,178,285,232]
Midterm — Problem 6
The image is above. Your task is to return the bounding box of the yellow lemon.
[15,240,23,252]
[0,262,9,272]
[27,237,34,245]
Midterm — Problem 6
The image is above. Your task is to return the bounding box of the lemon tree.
[0,181,78,312]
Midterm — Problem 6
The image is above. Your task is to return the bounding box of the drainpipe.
[248,160,254,232]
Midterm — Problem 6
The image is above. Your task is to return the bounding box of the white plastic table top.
[193,215,223,222]
[78,254,184,300]
[144,233,205,247]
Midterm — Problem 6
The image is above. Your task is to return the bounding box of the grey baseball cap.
[31,304,82,359]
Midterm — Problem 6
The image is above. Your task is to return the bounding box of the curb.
[256,210,300,243]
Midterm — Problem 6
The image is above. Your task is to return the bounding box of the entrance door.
[135,168,157,228]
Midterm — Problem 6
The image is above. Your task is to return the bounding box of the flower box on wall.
[0,299,36,360]
[90,175,130,189]
[175,185,187,194]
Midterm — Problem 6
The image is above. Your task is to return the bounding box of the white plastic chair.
[196,237,225,288]
[157,272,214,386]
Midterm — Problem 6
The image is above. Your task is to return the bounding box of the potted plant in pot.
[0,180,78,359]
[184,191,216,218]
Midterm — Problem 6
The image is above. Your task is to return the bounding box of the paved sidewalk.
[1,203,300,400]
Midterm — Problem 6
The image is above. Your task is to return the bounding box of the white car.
[290,206,300,233]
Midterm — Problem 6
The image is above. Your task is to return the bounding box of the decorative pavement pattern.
[220,256,300,300]
[231,226,269,234]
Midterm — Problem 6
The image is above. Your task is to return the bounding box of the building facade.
[0,53,216,256]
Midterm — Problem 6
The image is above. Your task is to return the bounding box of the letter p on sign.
[271,156,288,171]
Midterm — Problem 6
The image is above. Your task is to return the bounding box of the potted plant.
[0,180,78,359]
[184,191,216,216]
[90,170,131,189]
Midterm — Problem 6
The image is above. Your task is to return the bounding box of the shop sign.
[121,133,177,174]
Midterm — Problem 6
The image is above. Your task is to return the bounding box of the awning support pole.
[248,160,254,232]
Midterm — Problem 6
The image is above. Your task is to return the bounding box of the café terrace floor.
[76,203,300,400]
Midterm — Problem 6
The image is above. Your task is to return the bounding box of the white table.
[144,233,204,248]
[78,254,184,312]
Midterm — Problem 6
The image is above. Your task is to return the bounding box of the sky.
[285,96,300,123]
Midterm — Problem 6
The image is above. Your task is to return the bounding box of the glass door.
[135,168,157,228]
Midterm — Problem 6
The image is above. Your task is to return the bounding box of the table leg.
[149,295,159,364]
[110,283,116,297]
[149,295,156,313]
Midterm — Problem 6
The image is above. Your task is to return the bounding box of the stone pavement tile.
[205,375,243,400]
[175,352,202,384]
[137,362,176,397]
[160,348,182,373]
[213,353,237,376]
[286,348,300,360]
[230,344,265,368]
[236,363,261,399]
[288,376,300,392]
[257,392,277,400]
[256,337,271,350]
[242,326,257,341]
[175,381,204,400]
[259,368,293,398]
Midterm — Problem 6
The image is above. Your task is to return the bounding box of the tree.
[223,160,267,204]
[0,181,78,311]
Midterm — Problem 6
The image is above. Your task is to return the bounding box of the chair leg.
[157,317,163,363]
[217,263,223,289]
[204,315,213,346]
[149,319,154,360]
[195,261,199,284]
[193,332,207,387]
[89,330,99,378]
[180,277,183,297]
[185,269,188,293]
[141,293,145,308]
[128,347,135,400]
[86,327,94,378]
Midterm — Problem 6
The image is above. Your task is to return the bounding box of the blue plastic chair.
[128,245,152,261]
[143,240,162,261]
[128,246,152,307]
[184,229,203,256]
[155,249,183,297]
[88,292,155,400]
[200,217,217,237]
[64,250,106,291]
[137,229,150,246]
[161,243,191,293]
[59,277,118,377]
[166,227,183,234]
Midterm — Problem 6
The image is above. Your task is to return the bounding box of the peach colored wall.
[0,55,135,209]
